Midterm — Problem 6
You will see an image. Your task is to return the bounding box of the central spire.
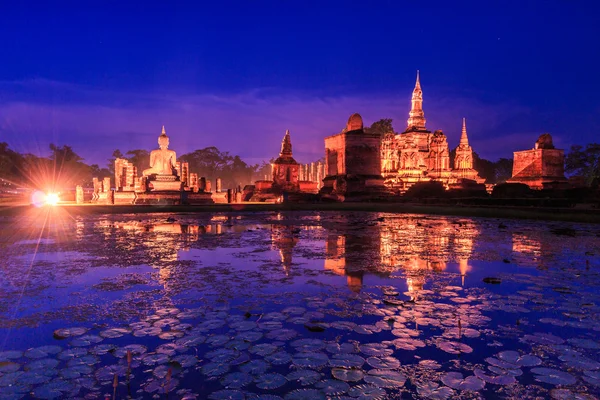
[460,118,469,146]
[406,70,426,131]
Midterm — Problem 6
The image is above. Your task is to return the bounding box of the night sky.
[1,1,599,166]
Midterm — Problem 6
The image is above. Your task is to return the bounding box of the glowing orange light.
[45,193,60,206]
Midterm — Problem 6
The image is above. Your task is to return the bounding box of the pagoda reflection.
[377,216,479,296]
[324,233,364,292]
[270,223,299,275]
[511,230,552,266]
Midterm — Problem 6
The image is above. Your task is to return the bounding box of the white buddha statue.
[143,126,177,178]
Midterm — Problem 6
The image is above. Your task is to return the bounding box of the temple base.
[148,180,183,191]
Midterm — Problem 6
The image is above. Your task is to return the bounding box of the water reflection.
[270,224,298,275]
[2,211,599,399]
[96,215,484,295]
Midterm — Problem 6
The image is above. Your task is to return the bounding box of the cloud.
[0,79,536,166]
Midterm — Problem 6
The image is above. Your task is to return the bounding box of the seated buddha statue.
[143,126,178,179]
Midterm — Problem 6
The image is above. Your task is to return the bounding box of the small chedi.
[507,133,568,189]
[272,130,300,191]
[380,72,485,192]
[93,126,227,204]
[248,130,319,202]
[320,113,387,200]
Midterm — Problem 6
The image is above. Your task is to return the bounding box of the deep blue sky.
[1,0,599,165]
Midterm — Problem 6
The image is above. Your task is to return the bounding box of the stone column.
[199,177,206,192]
[75,185,84,204]
[216,178,222,192]
[190,173,199,192]
[124,162,136,191]
[103,177,111,192]
[92,178,100,201]
[114,159,124,191]
[205,179,212,193]
[235,191,242,203]
[227,189,233,203]
[107,189,114,205]
[181,162,189,187]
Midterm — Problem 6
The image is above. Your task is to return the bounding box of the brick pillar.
[103,177,111,192]
[92,177,100,201]
[107,189,114,205]
[181,162,189,187]
[75,185,84,204]
[216,178,222,192]
[190,173,199,192]
[205,179,212,192]
[114,159,124,191]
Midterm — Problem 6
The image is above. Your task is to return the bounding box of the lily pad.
[359,343,393,357]
[292,352,329,368]
[256,372,286,389]
[286,369,322,386]
[53,327,87,339]
[221,372,253,388]
[347,384,386,399]
[315,379,350,395]
[329,354,365,368]
[416,382,454,399]
[366,356,400,369]
[441,372,485,391]
[497,350,542,367]
[364,369,406,388]
[531,368,577,385]
[99,327,131,338]
[266,351,292,365]
[239,359,269,375]
[331,367,364,382]
[208,389,245,400]
[437,341,473,355]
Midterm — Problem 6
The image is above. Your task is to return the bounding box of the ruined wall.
[325,134,346,176]
[512,149,565,179]
[344,132,381,176]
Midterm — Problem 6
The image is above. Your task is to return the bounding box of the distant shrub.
[404,181,447,199]
[492,183,532,198]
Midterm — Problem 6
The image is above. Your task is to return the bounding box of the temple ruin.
[93,126,227,204]
[507,133,568,189]
[380,72,485,192]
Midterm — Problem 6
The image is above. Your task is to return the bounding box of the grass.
[2,201,600,223]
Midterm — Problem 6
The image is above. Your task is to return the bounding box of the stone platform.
[134,191,228,205]
[148,180,183,191]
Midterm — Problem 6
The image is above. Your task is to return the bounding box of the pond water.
[1,209,599,399]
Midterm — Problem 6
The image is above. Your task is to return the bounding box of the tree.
[125,149,150,172]
[253,159,275,182]
[367,119,395,136]
[89,164,111,180]
[48,144,91,188]
[108,149,124,174]
[0,142,25,185]
[494,158,513,183]
[565,143,600,187]
[473,154,496,183]
[49,144,83,163]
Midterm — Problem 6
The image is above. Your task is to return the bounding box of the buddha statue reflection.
[143,126,177,177]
